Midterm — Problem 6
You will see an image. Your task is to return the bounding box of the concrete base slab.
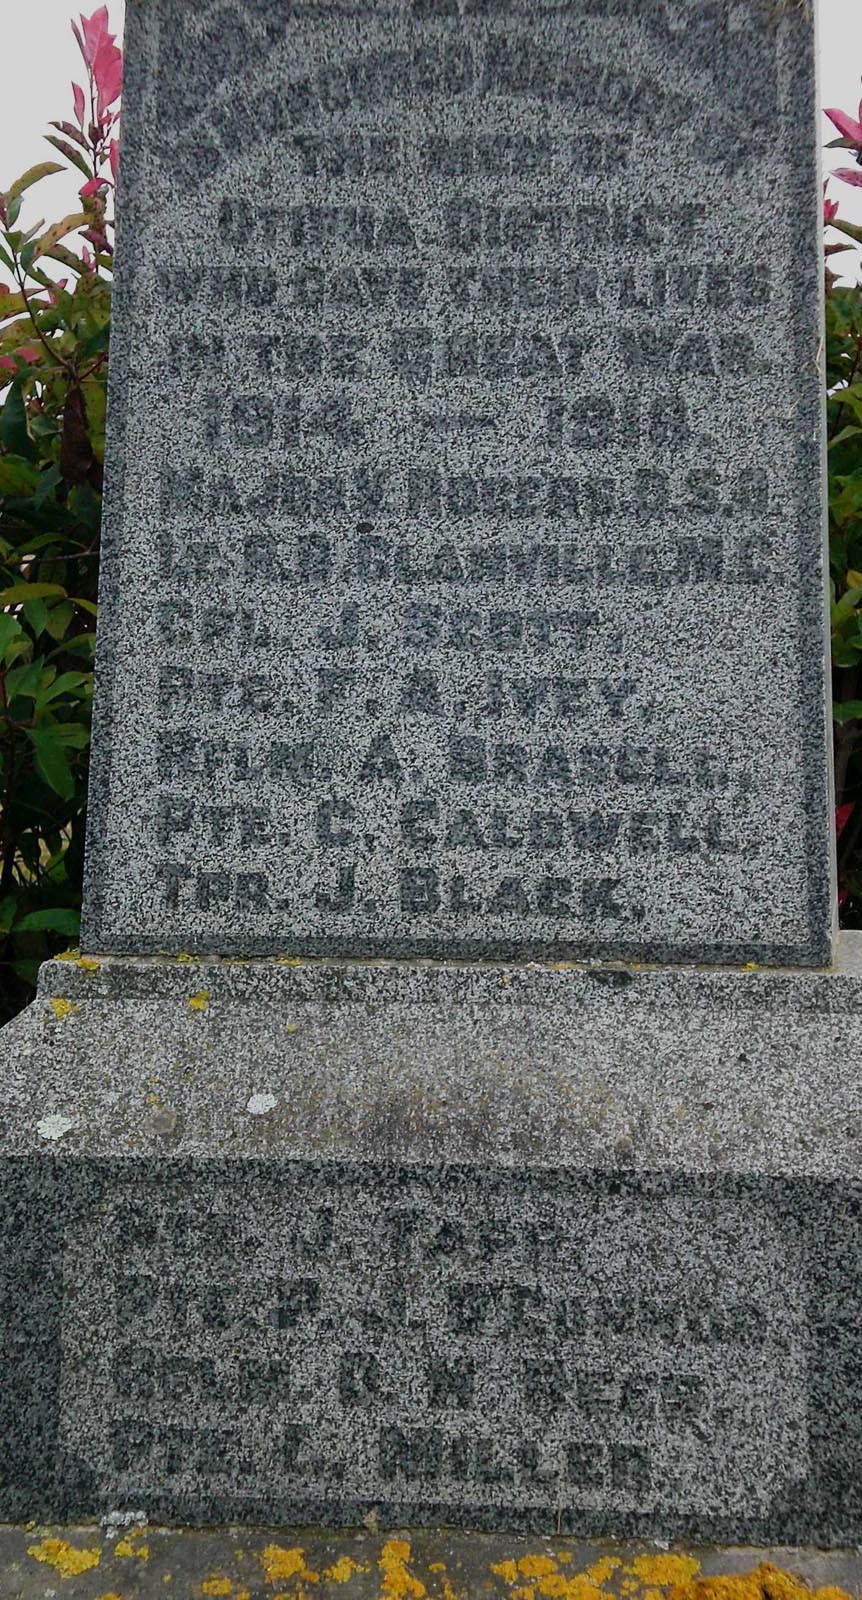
[3,1528,862,1600]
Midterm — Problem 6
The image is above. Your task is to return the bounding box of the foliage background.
[0,7,118,1021]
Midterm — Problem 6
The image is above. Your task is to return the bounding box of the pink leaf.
[17,346,40,364]
[72,81,86,127]
[79,176,107,197]
[0,356,15,375]
[825,197,839,222]
[81,245,94,269]
[835,167,862,189]
[109,139,119,183]
[93,36,123,115]
[825,105,862,146]
[79,6,111,67]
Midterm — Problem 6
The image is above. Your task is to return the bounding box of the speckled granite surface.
[82,0,831,965]
[0,947,862,1537]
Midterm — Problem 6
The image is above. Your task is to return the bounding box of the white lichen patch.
[37,1113,75,1142]
[246,1092,277,1117]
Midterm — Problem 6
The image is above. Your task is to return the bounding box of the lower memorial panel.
[1,1161,860,1539]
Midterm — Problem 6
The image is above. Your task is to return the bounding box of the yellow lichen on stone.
[188,989,209,1011]
[679,1571,780,1600]
[259,1545,320,1586]
[115,1534,150,1561]
[518,1558,558,1581]
[628,1555,702,1588]
[28,1536,102,1577]
[485,1554,613,1600]
[323,1556,368,1583]
[379,1539,427,1599]
[96,1593,125,1600]
[77,956,101,973]
[49,997,80,1020]
[585,1562,619,1584]
[202,1578,234,1597]
[176,953,194,963]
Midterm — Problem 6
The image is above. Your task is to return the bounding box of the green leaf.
[5,663,45,702]
[48,632,96,663]
[35,671,91,709]
[14,907,80,935]
[0,896,17,936]
[49,723,90,749]
[22,597,49,638]
[32,463,62,510]
[829,426,862,450]
[0,383,33,458]
[830,217,862,247]
[833,637,862,668]
[0,582,66,606]
[0,457,39,496]
[42,136,92,182]
[831,585,862,626]
[44,600,75,641]
[6,162,64,203]
[80,326,109,362]
[0,612,25,658]
[834,701,862,725]
[68,481,101,535]
[32,212,89,264]
[25,728,74,799]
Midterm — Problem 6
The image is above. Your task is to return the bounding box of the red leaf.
[93,37,123,116]
[79,6,111,67]
[825,104,862,146]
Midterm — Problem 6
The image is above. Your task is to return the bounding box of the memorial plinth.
[0,0,849,1543]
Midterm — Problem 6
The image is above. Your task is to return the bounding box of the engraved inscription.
[61,1170,808,1517]
[84,0,828,961]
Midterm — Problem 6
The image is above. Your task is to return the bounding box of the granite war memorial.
[2,0,861,1544]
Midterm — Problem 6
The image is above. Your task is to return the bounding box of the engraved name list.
[84,1,827,962]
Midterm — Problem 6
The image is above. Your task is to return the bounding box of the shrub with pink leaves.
[0,10,121,1019]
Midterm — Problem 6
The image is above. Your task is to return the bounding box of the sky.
[0,0,861,278]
